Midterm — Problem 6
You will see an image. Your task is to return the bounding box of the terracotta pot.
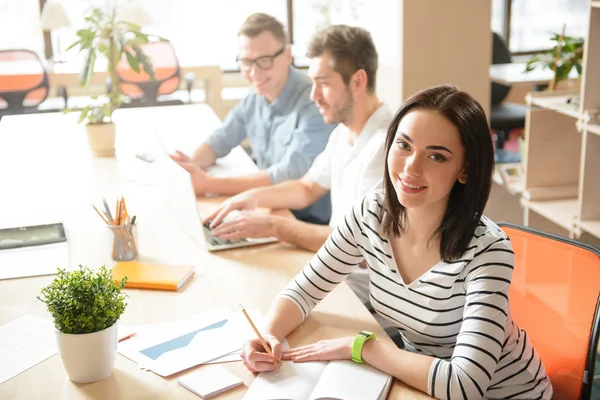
[85,122,116,157]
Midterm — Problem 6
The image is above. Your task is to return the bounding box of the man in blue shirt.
[171,13,335,224]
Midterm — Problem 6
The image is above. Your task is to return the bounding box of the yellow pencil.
[239,304,282,368]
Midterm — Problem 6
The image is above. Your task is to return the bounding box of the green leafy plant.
[525,27,584,91]
[65,6,167,124]
[37,265,128,334]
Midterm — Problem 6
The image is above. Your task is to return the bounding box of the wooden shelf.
[523,198,579,232]
[586,122,600,136]
[527,92,581,119]
[579,220,600,239]
[523,185,579,201]
[592,1,600,8]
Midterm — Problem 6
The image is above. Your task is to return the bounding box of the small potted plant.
[37,265,128,383]
[65,6,164,156]
[525,24,584,91]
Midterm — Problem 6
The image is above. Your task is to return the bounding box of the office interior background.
[1,0,599,398]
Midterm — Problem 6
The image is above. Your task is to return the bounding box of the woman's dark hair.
[381,84,494,261]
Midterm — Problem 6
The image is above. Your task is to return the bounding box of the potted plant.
[66,6,164,156]
[37,265,128,383]
[525,24,584,91]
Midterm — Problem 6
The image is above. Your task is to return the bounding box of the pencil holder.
[108,224,138,261]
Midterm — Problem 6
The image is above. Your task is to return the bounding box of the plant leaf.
[119,21,142,31]
[65,39,82,52]
[76,29,95,39]
[131,44,155,81]
[125,50,140,73]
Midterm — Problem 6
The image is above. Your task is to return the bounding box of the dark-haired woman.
[240,84,552,399]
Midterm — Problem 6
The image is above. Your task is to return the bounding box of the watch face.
[0,223,66,250]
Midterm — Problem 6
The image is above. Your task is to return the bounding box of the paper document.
[178,365,244,398]
[0,315,58,385]
[118,308,267,376]
[0,242,69,280]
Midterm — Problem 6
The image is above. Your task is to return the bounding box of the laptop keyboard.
[203,221,248,247]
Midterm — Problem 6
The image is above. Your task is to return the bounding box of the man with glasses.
[171,13,335,225]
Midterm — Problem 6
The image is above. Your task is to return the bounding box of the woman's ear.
[458,166,467,184]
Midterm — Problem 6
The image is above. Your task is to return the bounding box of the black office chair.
[490,32,527,163]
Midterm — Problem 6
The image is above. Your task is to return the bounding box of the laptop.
[156,155,278,252]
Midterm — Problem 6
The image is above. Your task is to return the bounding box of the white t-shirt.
[307,103,392,228]
[306,104,392,305]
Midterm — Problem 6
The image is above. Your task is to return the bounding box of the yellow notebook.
[112,262,195,291]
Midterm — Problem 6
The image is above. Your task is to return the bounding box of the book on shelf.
[498,163,524,194]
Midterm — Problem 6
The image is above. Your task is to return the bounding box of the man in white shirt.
[205,25,391,306]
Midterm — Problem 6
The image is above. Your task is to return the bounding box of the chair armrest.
[185,72,195,104]
[56,86,68,109]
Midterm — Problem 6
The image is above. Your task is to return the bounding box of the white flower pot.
[85,122,116,157]
[55,322,118,383]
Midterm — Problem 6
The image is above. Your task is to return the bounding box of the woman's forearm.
[362,338,434,394]
[264,297,304,341]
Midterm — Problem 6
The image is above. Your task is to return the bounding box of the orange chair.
[0,49,50,117]
[498,223,600,400]
[116,41,192,107]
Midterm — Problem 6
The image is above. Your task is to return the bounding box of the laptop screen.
[155,155,205,246]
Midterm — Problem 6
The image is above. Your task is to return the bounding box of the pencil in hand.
[239,304,282,369]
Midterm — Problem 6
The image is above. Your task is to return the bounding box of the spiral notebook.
[177,366,244,399]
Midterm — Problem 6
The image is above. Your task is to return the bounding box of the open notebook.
[242,360,392,400]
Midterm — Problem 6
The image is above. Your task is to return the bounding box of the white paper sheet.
[0,242,69,280]
[118,308,267,375]
[0,315,58,385]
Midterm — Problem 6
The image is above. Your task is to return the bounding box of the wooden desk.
[0,105,431,399]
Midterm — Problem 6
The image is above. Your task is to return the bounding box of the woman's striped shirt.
[279,191,552,400]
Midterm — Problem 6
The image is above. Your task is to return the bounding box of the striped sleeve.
[278,200,366,319]
[428,236,514,400]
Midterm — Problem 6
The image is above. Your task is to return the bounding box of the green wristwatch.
[351,330,376,364]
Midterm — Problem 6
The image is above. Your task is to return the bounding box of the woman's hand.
[240,334,282,373]
[282,337,353,362]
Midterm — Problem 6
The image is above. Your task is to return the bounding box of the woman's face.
[387,109,467,213]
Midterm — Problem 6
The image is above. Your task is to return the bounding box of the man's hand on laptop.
[172,159,214,196]
[204,191,260,228]
[210,210,279,240]
[169,150,190,163]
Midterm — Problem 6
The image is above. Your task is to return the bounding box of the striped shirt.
[280,191,552,399]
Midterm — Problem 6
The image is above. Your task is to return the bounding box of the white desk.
[490,62,580,86]
[0,105,431,399]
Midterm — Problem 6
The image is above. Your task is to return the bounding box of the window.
[0,0,45,58]
[291,0,367,63]
[52,0,287,68]
[492,0,589,54]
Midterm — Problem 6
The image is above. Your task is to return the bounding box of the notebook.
[242,360,392,400]
[112,261,195,291]
[177,365,244,399]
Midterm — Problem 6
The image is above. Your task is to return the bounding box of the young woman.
[240,84,552,399]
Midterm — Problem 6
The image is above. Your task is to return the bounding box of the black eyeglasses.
[236,47,285,71]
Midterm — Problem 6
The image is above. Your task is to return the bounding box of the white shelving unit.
[520,2,600,248]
